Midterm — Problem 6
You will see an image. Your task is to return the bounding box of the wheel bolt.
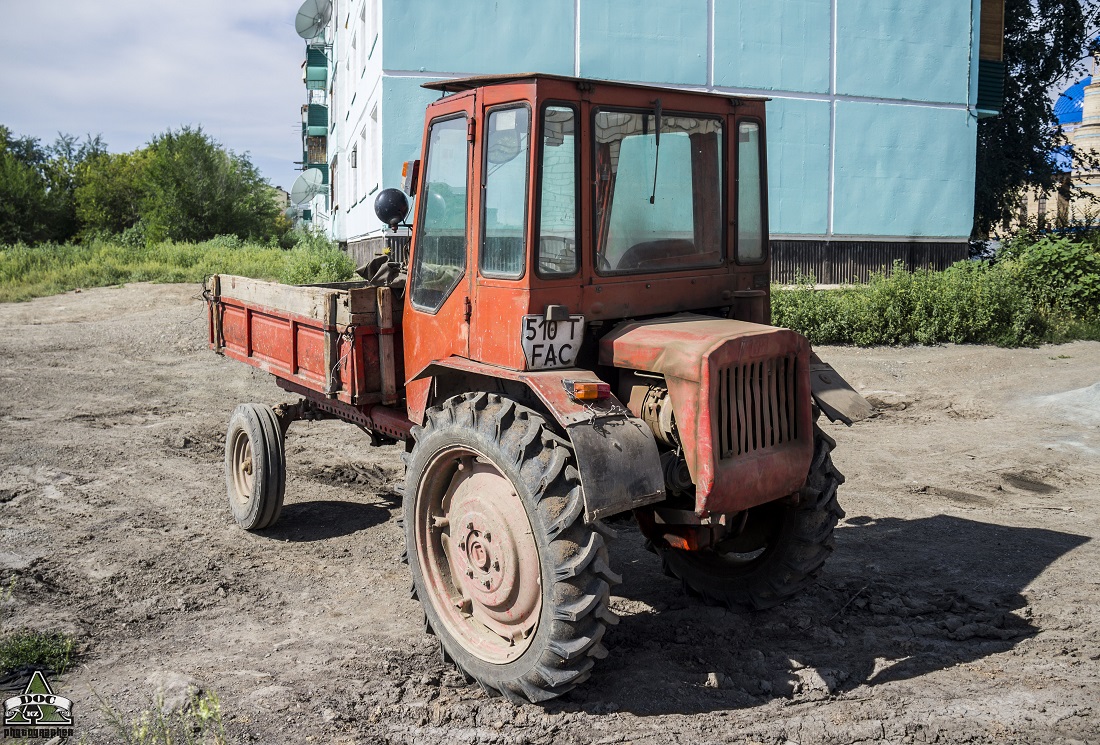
[482,579,491,589]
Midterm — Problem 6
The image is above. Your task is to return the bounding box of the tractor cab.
[379,74,773,413]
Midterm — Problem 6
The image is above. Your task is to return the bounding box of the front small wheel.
[655,425,845,610]
[225,403,286,530]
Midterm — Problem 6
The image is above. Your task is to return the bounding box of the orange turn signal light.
[564,380,611,401]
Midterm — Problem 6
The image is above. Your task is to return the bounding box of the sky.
[0,0,308,192]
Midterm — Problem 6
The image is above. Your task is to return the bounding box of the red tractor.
[206,73,870,703]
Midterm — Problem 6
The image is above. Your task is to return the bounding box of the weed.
[99,689,230,745]
[0,629,74,675]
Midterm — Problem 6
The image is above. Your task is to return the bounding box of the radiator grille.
[718,355,799,458]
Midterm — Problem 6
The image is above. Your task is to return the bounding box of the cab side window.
[481,106,530,278]
[410,116,469,311]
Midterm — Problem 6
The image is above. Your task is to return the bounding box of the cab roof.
[421,72,769,101]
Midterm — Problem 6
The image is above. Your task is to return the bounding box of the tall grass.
[0,234,355,303]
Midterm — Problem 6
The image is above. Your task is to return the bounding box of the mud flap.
[566,417,665,522]
[810,357,874,425]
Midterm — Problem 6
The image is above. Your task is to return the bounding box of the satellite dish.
[290,168,325,205]
[295,0,333,40]
[284,205,299,219]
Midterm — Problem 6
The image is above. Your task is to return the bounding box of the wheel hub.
[230,432,254,505]
[415,449,542,663]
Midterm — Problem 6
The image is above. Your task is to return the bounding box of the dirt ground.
[1,283,1098,744]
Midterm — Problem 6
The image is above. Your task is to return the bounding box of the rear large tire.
[225,403,286,530]
[656,425,845,610]
[403,392,619,703]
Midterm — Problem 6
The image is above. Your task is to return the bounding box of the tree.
[0,127,63,244]
[974,0,1100,237]
[74,150,149,236]
[141,126,279,243]
[0,126,109,244]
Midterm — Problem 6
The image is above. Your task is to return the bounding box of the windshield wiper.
[649,98,662,204]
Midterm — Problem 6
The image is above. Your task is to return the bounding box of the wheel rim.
[415,446,542,664]
[230,428,254,508]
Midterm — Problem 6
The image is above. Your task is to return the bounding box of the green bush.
[772,234,1100,348]
[1002,235,1100,321]
[279,232,356,284]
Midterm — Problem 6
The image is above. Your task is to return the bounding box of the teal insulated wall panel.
[580,0,707,85]
[383,1,573,75]
[832,102,976,237]
[766,98,831,236]
[714,0,831,93]
[381,77,440,190]
[836,0,972,104]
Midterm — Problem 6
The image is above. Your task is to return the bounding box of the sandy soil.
[1,283,1098,744]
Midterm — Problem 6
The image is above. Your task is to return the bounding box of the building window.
[359,126,368,200]
[369,104,379,193]
[349,144,358,207]
[358,6,367,74]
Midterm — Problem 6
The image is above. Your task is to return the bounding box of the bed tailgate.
[204,274,403,406]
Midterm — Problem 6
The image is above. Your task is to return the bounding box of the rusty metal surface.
[600,314,813,514]
[413,357,664,520]
[809,355,874,425]
[206,275,405,411]
[401,77,773,384]
[274,379,413,440]
[413,356,620,427]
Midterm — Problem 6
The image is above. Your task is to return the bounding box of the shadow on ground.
[570,514,1089,716]
[261,499,396,542]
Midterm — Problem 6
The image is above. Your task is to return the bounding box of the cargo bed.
[204,275,406,418]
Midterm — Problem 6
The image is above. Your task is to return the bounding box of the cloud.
[0,0,308,190]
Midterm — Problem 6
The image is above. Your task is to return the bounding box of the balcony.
[305,47,327,91]
[303,103,328,137]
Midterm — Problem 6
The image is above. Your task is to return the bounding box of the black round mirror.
[374,188,410,229]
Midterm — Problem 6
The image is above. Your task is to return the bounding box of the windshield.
[593,110,723,274]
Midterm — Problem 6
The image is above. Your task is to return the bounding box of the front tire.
[656,425,845,610]
[225,403,286,530]
[403,393,619,702]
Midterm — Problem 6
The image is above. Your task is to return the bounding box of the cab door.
[403,91,477,419]
[468,84,535,369]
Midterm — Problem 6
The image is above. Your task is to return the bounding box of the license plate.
[520,315,585,369]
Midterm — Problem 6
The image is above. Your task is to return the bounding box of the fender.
[412,357,665,521]
[809,353,874,425]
